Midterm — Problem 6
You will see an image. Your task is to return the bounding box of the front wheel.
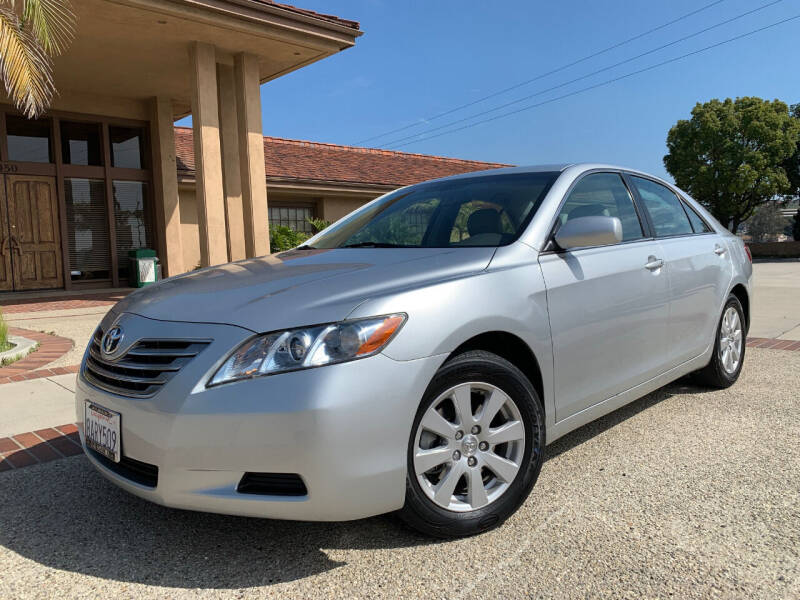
[695,294,746,388]
[399,350,545,538]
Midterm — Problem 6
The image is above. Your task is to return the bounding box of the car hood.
[114,247,496,332]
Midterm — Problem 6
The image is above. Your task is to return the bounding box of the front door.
[0,175,63,291]
[538,172,671,422]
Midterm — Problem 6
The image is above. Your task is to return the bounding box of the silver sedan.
[77,164,752,537]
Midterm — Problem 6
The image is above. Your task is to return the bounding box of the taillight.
[744,244,752,263]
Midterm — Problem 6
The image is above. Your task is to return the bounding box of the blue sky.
[179,0,799,181]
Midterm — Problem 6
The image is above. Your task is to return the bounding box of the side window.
[557,173,643,242]
[682,201,711,233]
[630,177,693,237]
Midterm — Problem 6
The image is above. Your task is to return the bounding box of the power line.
[387,13,800,150]
[355,0,731,145]
[382,0,783,148]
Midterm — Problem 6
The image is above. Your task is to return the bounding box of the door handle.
[8,233,21,254]
[645,256,664,271]
[714,244,726,256]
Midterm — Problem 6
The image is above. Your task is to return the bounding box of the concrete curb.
[0,328,74,381]
[0,335,38,365]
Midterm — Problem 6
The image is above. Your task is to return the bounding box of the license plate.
[84,401,121,463]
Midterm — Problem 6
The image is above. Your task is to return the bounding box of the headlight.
[208,314,406,386]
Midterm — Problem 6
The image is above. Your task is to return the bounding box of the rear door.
[626,175,731,367]
[539,172,671,422]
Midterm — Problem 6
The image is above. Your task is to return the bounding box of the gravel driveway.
[1,347,798,599]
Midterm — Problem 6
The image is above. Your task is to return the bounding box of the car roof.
[417,163,671,186]
[421,164,571,184]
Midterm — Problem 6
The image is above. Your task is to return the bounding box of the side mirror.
[554,216,623,250]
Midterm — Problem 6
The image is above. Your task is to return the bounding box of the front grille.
[237,472,308,496]
[87,448,159,488]
[83,327,210,398]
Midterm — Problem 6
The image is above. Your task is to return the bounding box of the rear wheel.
[399,350,545,538]
[695,294,746,388]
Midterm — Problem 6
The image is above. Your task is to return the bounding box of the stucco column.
[189,41,227,266]
[234,52,270,256]
[149,96,184,276]
[217,64,246,262]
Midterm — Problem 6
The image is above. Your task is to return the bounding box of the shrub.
[269,225,309,253]
[307,217,331,233]
[268,218,331,253]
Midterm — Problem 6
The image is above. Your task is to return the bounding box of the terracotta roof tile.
[174,127,509,188]
[259,1,360,30]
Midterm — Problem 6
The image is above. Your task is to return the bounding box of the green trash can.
[128,248,160,287]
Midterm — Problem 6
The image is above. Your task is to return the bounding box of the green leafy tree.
[0,0,76,118]
[782,104,800,198]
[664,97,800,232]
[746,202,788,242]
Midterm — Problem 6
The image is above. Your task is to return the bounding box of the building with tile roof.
[173,126,507,267]
[0,0,363,293]
[0,0,506,293]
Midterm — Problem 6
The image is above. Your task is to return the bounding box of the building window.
[110,126,145,169]
[0,109,153,291]
[269,205,314,234]
[61,121,103,165]
[6,115,52,163]
[65,178,111,281]
[113,181,152,280]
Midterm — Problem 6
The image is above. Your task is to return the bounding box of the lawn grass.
[0,308,10,353]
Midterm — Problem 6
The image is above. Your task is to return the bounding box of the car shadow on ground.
[545,376,711,461]
[0,378,714,590]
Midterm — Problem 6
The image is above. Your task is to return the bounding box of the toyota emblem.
[102,327,124,355]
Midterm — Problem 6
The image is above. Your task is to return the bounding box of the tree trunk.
[730,217,740,234]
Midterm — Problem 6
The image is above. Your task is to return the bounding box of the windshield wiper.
[295,244,316,250]
[340,242,410,248]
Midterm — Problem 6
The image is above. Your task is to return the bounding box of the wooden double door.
[0,175,63,292]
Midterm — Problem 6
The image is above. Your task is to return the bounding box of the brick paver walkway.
[746,337,800,351]
[0,364,80,386]
[0,424,81,471]
[0,327,74,382]
[0,291,129,314]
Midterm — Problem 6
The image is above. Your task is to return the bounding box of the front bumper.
[77,312,445,521]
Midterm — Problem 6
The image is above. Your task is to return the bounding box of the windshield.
[306,172,559,249]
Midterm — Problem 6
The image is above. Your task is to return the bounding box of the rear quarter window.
[682,201,712,233]
[630,176,693,237]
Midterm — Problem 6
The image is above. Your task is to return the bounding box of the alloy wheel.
[412,382,526,512]
[719,306,743,374]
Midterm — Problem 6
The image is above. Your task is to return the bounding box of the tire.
[399,350,545,538]
[695,294,746,388]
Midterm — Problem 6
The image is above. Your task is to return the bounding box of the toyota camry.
[77,163,752,537]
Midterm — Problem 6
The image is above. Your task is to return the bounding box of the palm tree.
[0,0,75,118]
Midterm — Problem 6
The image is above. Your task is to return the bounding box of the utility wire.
[382,0,783,148]
[387,13,800,150]
[355,0,731,145]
